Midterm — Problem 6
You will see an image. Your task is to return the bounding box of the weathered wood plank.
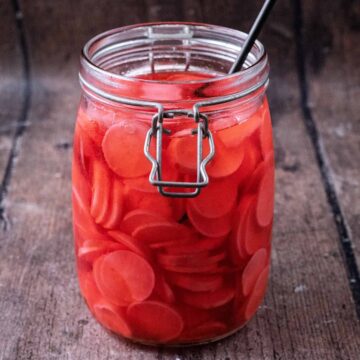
[302,0,360,283]
[0,0,24,219]
[0,1,359,359]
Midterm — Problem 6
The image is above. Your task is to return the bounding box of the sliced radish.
[78,271,102,310]
[93,250,155,306]
[78,239,127,264]
[127,301,184,342]
[180,287,235,309]
[242,248,269,297]
[243,265,270,320]
[179,321,227,341]
[102,121,153,178]
[93,300,132,337]
[189,177,237,218]
[165,235,225,255]
[187,202,232,238]
[259,107,273,159]
[132,221,192,247]
[217,111,261,148]
[167,273,223,292]
[152,273,176,303]
[207,136,244,178]
[107,230,150,258]
[255,170,274,227]
[120,209,167,234]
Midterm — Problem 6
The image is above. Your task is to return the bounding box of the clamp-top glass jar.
[73,22,274,345]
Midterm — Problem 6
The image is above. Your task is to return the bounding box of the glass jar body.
[72,23,274,346]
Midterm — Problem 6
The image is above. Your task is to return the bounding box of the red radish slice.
[242,248,269,297]
[243,265,270,320]
[77,108,110,147]
[167,273,223,292]
[162,260,223,274]
[132,221,192,246]
[230,138,262,188]
[157,251,211,268]
[255,171,274,227]
[78,239,127,264]
[243,205,272,256]
[180,321,227,341]
[217,111,261,148]
[72,161,91,208]
[78,271,102,309]
[93,250,155,306]
[180,287,235,309]
[259,109,273,159]
[124,176,157,194]
[189,177,237,218]
[153,273,176,303]
[167,134,210,173]
[107,230,149,258]
[126,190,174,220]
[93,300,132,337]
[127,301,184,342]
[102,121,153,178]
[90,160,111,225]
[207,137,244,178]
[158,251,226,274]
[165,235,225,255]
[104,178,125,229]
[120,209,167,234]
[187,202,232,238]
[179,304,212,329]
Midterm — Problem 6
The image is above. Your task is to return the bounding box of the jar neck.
[79,22,269,109]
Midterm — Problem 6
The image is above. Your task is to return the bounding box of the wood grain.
[302,0,360,276]
[0,0,359,359]
[0,0,24,227]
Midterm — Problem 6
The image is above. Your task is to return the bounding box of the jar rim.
[81,22,267,85]
[79,22,269,105]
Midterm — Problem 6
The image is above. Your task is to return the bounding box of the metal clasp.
[144,108,215,198]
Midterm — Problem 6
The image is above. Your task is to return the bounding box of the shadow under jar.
[72,22,274,346]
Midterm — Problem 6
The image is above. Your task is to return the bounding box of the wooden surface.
[0,0,359,359]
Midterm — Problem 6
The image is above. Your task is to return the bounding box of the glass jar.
[72,22,274,346]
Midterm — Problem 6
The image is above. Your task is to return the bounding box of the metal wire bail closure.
[144,108,215,198]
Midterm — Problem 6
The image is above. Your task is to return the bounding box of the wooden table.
[1,1,359,359]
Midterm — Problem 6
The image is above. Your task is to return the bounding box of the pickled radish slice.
[207,137,244,178]
[180,321,227,341]
[165,236,225,255]
[127,301,184,342]
[102,122,152,178]
[187,202,232,238]
[163,260,222,274]
[242,248,269,297]
[93,300,132,337]
[153,274,176,303]
[180,287,235,309]
[158,251,225,272]
[157,251,210,268]
[167,273,223,292]
[218,112,261,148]
[120,209,167,234]
[189,178,237,218]
[77,108,110,147]
[124,176,157,194]
[126,190,174,220]
[243,265,269,320]
[78,271,102,309]
[107,230,149,258]
[78,239,126,264]
[168,133,210,173]
[256,171,274,227]
[243,204,272,255]
[259,110,273,159]
[132,221,192,246]
[93,251,155,306]
[231,138,262,187]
